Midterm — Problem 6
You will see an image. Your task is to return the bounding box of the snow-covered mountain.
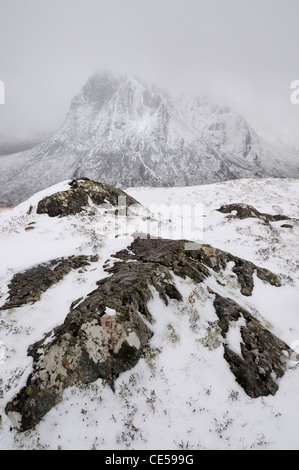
[0,72,298,206]
[0,131,51,157]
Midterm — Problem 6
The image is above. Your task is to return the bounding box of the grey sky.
[0,0,298,145]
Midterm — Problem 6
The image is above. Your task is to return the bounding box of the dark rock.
[223,318,290,398]
[37,188,89,217]
[185,243,281,296]
[36,178,140,218]
[115,238,210,283]
[5,253,183,431]
[0,255,98,311]
[217,203,295,223]
[228,256,281,296]
[211,289,291,398]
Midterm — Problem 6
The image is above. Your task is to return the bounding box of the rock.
[211,289,291,398]
[5,257,178,431]
[36,178,140,218]
[223,321,290,398]
[211,292,250,334]
[185,242,281,296]
[217,203,295,223]
[5,238,289,431]
[116,237,280,298]
[0,255,98,311]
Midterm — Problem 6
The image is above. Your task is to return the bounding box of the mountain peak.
[0,72,298,206]
[80,71,150,100]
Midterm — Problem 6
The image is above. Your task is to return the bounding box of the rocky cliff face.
[0,73,298,206]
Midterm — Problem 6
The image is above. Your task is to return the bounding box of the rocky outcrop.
[114,239,281,297]
[5,248,180,431]
[211,291,290,398]
[5,237,292,431]
[185,243,281,296]
[36,178,140,218]
[0,255,98,311]
[217,203,295,223]
[224,323,289,398]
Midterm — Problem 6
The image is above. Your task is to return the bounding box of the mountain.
[0,72,298,206]
[0,177,298,448]
[0,131,51,156]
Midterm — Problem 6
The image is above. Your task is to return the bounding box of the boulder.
[0,255,98,311]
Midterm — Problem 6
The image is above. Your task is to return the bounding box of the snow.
[225,316,247,357]
[1,73,299,207]
[0,177,299,450]
[105,307,117,317]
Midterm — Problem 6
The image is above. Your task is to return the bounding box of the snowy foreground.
[0,177,298,450]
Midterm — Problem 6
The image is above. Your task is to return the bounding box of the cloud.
[0,0,298,145]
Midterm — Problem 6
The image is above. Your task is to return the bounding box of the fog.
[0,0,298,145]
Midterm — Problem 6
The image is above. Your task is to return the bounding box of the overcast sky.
[0,0,298,145]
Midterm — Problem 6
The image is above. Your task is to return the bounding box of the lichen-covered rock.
[115,237,280,297]
[0,255,98,310]
[6,311,150,431]
[5,238,290,431]
[5,251,182,431]
[36,178,140,217]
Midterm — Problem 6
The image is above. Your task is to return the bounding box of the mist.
[0,0,298,145]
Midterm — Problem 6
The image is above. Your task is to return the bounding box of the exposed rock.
[217,202,295,223]
[212,292,250,335]
[114,238,210,284]
[211,290,291,398]
[115,237,281,297]
[5,238,290,431]
[185,243,281,296]
[0,255,98,311]
[36,178,140,218]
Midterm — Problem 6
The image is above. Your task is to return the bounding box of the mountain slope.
[0,131,50,156]
[0,72,298,206]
